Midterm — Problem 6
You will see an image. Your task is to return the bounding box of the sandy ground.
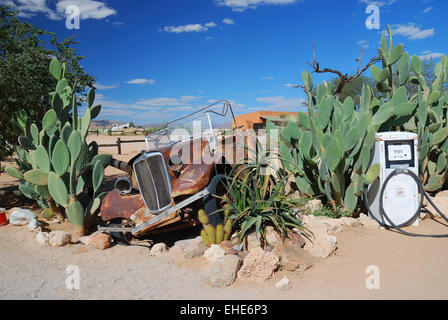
[1,134,448,300]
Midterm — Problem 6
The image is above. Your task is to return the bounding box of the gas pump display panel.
[384,140,415,168]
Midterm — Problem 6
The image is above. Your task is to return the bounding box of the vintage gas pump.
[365,132,419,227]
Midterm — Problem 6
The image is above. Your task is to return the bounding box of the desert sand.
[1,134,447,300]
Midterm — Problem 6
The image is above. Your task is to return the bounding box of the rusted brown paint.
[172,164,214,197]
[100,189,144,221]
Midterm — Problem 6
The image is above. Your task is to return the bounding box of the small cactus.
[215,224,224,243]
[41,208,55,220]
[198,209,209,225]
[199,208,233,247]
[200,229,210,247]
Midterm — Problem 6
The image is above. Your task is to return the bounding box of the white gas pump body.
[366,132,419,227]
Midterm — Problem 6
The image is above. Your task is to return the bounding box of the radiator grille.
[133,152,172,213]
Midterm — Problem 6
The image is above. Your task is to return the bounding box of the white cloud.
[94,82,117,90]
[216,0,300,12]
[205,21,217,27]
[387,23,434,40]
[262,76,275,80]
[56,0,116,20]
[207,99,246,112]
[92,94,203,122]
[126,78,156,85]
[418,50,443,61]
[137,96,200,106]
[1,0,59,19]
[161,23,210,33]
[160,22,217,34]
[421,6,434,14]
[222,18,235,25]
[357,40,369,49]
[1,0,116,20]
[358,0,397,7]
[256,96,306,109]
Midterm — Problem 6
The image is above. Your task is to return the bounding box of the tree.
[0,7,95,161]
[303,75,379,109]
[327,75,379,107]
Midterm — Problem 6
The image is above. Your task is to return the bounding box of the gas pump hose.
[364,168,448,238]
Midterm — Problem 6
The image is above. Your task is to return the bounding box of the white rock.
[237,247,279,281]
[27,219,38,230]
[265,226,280,247]
[203,244,226,263]
[48,230,72,247]
[246,232,262,250]
[435,190,448,198]
[340,217,360,226]
[304,199,322,213]
[150,243,167,255]
[184,240,208,259]
[302,214,338,258]
[169,245,184,255]
[358,213,380,229]
[89,232,111,250]
[79,236,91,245]
[36,232,49,245]
[423,196,447,218]
[275,276,291,289]
[302,214,318,226]
[315,216,344,233]
[9,208,37,226]
[174,236,202,251]
[303,224,337,259]
[209,255,241,287]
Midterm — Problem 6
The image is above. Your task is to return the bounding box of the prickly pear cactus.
[6,58,112,236]
[278,81,381,213]
[279,25,448,214]
[370,26,448,192]
[199,207,233,247]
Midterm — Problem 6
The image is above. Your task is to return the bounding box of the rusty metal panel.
[100,189,145,221]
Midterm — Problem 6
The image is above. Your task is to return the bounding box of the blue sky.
[2,0,447,125]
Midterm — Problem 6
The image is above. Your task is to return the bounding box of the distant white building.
[104,123,130,133]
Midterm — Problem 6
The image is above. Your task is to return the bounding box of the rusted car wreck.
[98,100,239,243]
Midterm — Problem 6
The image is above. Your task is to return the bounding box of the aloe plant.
[6,58,111,236]
[219,138,309,247]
